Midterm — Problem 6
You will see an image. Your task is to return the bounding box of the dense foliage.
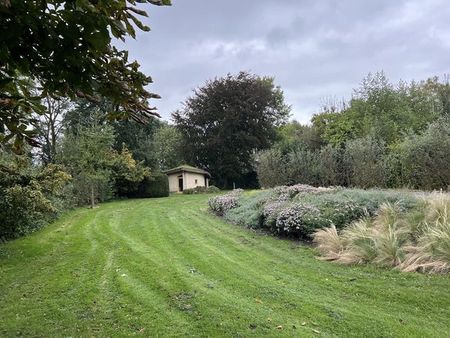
[173,72,290,188]
[59,122,117,207]
[255,73,450,191]
[151,124,185,170]
[0,152,71,240]
[63,100,183,171]
[132,173,169,198]
[312,73,449,147]
[0,0,170,149]
[112,117,163,167]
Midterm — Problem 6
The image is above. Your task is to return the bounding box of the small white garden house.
[163,165,211,193]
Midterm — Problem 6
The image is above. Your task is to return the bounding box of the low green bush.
[206,185,220,193]
[183,187,205,194]
[135,173,169,198]
[0,159,71,241]
[183,185,220,194]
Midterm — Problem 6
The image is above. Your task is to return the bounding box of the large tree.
[0,0,170,150]
[35,96,71,164]
[112,118,163,168]
[59,123,116,208]
[152,123,184,170]
[173,72,290,188]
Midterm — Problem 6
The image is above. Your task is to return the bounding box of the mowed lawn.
[1,195,449,337]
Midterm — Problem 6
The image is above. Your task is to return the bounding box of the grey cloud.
[120,0,450,123]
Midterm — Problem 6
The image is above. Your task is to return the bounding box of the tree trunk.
[90,184,95,208]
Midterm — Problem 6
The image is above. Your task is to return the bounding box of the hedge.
[135,173,169,198]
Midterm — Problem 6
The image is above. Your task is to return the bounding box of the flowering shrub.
[274,184,333,200]
[208,189,242,216]
[275,203,331,237]
[262,200,288,229]
[208,185,420,241]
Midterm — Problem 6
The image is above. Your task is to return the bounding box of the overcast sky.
[119,0,450,123]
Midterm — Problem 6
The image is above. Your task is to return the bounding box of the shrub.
[273,184,332,200]
[286,148,323,186]
[344,135,387,188]
[262,200,288,230]
[182,188,194,195]
[208,189,242,216]
[112,147,151,197]
[319,145,348,186]
[213,185,419,239]
[0,157,71,240]
[183,185,220,194]
[318,199,368,230]
[253,148,288,188]
[183,186,206,194]
[275,203,329,238]
[225,190,273,228]
[206,185,220,193]
[389,119,450,190]
[292,189,418,235]
[135,173,169,198]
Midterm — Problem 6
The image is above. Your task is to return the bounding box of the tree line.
[256,72,450,191]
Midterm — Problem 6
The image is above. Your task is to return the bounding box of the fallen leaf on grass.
[255,298,262,304]
[312,329,321,334]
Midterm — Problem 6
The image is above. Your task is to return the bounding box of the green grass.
[1,194,449,337]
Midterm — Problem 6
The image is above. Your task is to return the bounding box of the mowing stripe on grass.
[1,194,449,337]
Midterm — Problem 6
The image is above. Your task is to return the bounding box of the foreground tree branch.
[0,0,171,151]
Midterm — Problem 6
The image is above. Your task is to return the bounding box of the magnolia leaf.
[127,6,148,17]
[128,14,150,32]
